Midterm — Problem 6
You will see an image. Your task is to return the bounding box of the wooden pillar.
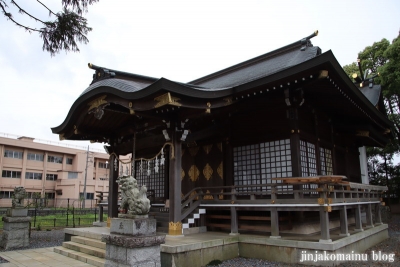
[366,203,374,228]
[289,107,302,200]
[354,204,364,232]
[375,203,383,225]
[108,153,119,219]
[224,140,234,187]
[168,122,182,235]
[230,188,238,235]
[330,123,338,174]
[339,205,350,236]
[319,206,332,242]
[270,185,280,238]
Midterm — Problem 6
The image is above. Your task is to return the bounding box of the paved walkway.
[0,247,94,267]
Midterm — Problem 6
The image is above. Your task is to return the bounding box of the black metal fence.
[0,198,107,229]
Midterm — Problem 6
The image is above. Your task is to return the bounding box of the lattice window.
[135,160,165,198]
[233,144,261,192]
[234,139,293,193]
[300,140,318,195]
[300,140,317,176]
[320,147,333,175]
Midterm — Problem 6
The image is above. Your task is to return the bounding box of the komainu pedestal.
[0,186,31,250]
[0,209,31,250]
[102,218,165,267]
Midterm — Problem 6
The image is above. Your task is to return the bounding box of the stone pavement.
[0,247,95,267]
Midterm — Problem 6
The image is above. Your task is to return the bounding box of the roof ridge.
[189,31,319,85]
[88,63,159,83]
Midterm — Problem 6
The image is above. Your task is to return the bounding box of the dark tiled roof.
[80,78,156,96]
[189,46,320,88]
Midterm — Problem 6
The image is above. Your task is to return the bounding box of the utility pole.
[83,145,89,209]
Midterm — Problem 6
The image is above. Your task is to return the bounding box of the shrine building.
[52,31,391,245]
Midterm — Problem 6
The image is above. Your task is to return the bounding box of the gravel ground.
[0,215,399,266]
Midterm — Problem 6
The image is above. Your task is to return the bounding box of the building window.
[2,170,21,178]
[45,193,55,199]
[66,158,73,165]
[98,162,109,169]
[4,149,23,159]
[320,147,333,175]
[25,172,43,180]
[0,191,12,198]
[68,172,78,179]
[79,192,94,199]
[300,140,317,176]
[300,140,318,195]
[234,139,293,192]
[47,155,63,164]
[135,160,165,198]
[27,153,44,161]
[46,174,58,181]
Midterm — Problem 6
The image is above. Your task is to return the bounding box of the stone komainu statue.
[116,175,150,216]
[12,186,26,208]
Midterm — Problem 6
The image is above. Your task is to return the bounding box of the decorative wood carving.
[217,162,223,179]
[203,144,213,154]
[217,142,223,152]
[203,190,214,200]
[218,190,224,200]
[88,95,108,111]
[188,146,199,157]
[190,191,199,200]
[189,165,200,182]
[154,92,181,108]
[203,163,213,181]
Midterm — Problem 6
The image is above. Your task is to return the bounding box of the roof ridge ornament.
[88,63,116,84]
[300,30,318,51]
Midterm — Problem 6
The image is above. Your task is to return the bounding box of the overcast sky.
[0,0,399,152]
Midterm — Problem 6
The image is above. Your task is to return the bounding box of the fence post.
[66,198,69,226]
[54,218,56,227]
[94,207,97,222]
[79,217,80,226]
[34,198,37,227]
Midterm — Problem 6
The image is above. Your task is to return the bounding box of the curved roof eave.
[51,78,235,134]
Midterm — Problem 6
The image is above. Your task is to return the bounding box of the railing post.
[319,184,332,243]
[339,205,349,237]
[270,185,280,239]
[366,203,374,228]
[230,187,239,235]
[375,203,383,225]
[354,204,364,232]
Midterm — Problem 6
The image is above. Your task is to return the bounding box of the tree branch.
[36,0,57,16]
[10,0,46,24]
[1,2,43,33]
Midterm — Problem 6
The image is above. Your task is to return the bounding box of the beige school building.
[0,133,110,208]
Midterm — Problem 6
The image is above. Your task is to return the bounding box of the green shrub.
[36,223,42,231]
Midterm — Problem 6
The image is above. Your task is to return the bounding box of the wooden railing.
[180,175,387,241]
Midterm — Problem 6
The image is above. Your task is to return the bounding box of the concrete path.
[0,247,95,267]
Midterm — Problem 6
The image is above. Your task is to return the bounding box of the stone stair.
[149,206,169,233]
[53,230,106,267]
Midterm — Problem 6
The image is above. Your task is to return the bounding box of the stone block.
[3,221,30,231]
[6,208,28,217]
[107,244,127,263]
[126,246,160,265]
[110,218,156,236]
[102,233,165,249]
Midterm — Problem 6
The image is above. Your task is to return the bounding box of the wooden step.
[54,246,105,267]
